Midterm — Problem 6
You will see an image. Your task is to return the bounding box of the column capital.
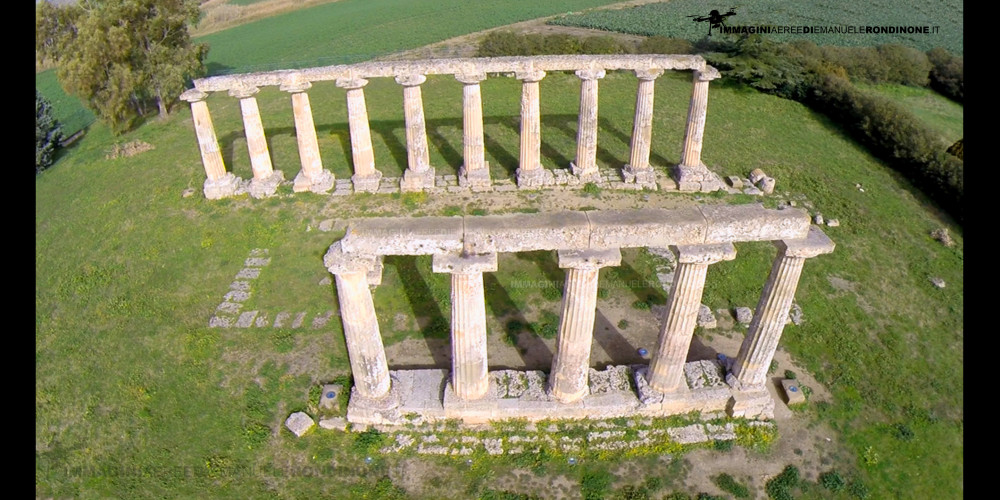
[515,69,546,82]
[557,248,622,270]
[634,68,665,81]
[228,85,260,99]
[324,241,380,274]
[673,242,737,264]
[575,68,606,81]
[335,77,369,90]
[695,65,722,82]
[180,88,208,103]
[455,72,487,84]
[280,80,312,93]
[395,74,427,87]
[432,252,498,274]
[776,226,835,258]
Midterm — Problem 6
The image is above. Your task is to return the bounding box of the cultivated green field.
[37,62,963,497]
[548,0,964,54]
[195,0,628,74]
[859,83,964,146]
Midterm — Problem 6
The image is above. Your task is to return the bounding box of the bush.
[819,470,846,492]
[637,36,693,54]
[580,469,614,500]
[784,370,797,380]
[927,47,963,102]
[36,90,63,173]
[765,465,799,500]
[712,473,750,499]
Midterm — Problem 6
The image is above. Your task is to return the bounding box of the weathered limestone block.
[699,204,810,244]
[759,176,776,194]
[781,379,806,404]
[285,412,315,437]
[748,168,766,185]
[586,208,707,249]
[340,216,464,255]
[463,211,590,253]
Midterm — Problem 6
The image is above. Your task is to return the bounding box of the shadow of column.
[593,309,642,367]
[484,273,553,370]
[384,255,450,368]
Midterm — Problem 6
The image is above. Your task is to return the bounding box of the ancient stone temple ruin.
[325,206,834,426]
[181,54,727,199]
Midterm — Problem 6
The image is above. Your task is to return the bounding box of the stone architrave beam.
[180,89,239,200]
[324,242,390,399]
[280,79,334,194]
[336,77,383,193]
[433,252,499,400]
[548,248,622,403]
[623,68,665,186]
[194,55,709,92]
[396,74,435,192]
[515,69,546,188]
[456,71,491,188]
[730,227,835,390]
[646,243,736,392]
[570,68,606,182]
[230,85,284,198]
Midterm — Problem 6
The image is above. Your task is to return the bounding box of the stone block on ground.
[748,168,766,184]
[697,304,716,329]
[735,307,753,325]
[318,417,348,431]
[725,175,743,188]
[285,411,315,437]
[781,379,806,405]
[320,384,345,411]
[758,176,776,194]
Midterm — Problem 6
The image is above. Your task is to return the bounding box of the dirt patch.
[105,140,154,160]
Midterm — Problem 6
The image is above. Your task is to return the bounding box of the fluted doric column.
[325,242,390,399]
[570,68,606,182]
[231,85,284,198]
[180,89,239,200]
[336,77,382,193]
[396,74,435,192]
[623,68,665,186]
[548,248,622,403]
[456,71,491,188]
[729,227,835,390]
[280,79,334,194]
[515,69,547,188]
[674,66,722,192]
[646,243,736,392]
[433,252,498,400]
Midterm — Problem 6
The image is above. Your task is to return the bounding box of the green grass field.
[859,83,964,146]
[548,0,964,55]
[35,69,96,138]
[195,0,628,74]
[36,63,963,497]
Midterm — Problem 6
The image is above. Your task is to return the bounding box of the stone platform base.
[458,163,492,188]
[569,162,602,183]
[674,163,726,193]
[346,361,775,427]
[400,167,436,192]
[203,172,242,200]
[352,171,383,193]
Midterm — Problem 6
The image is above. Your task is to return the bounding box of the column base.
[569,162,602,183]
[515,167,548,188]
[203,172,241,200]
[352,170,383,193]
[293,169,335,194]
[400,167,436,192]
[673,163,725,193]
[622,163,659,189]
[443,379,498,425]
[248,170,285,199]
[458,163,492,188]
[345,374,405,426]
[724,372,774,419]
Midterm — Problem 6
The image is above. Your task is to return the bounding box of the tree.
[36,90,63,174]
[36,0,208,134]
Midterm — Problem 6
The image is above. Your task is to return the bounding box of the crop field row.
[548,0,963,54]
[195,0,627,74]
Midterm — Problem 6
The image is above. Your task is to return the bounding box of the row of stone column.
[182,67,719,199]
[327,228,832,405]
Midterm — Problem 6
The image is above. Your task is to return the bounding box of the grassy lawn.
[37,60,962,498]
[35,69,96,138]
